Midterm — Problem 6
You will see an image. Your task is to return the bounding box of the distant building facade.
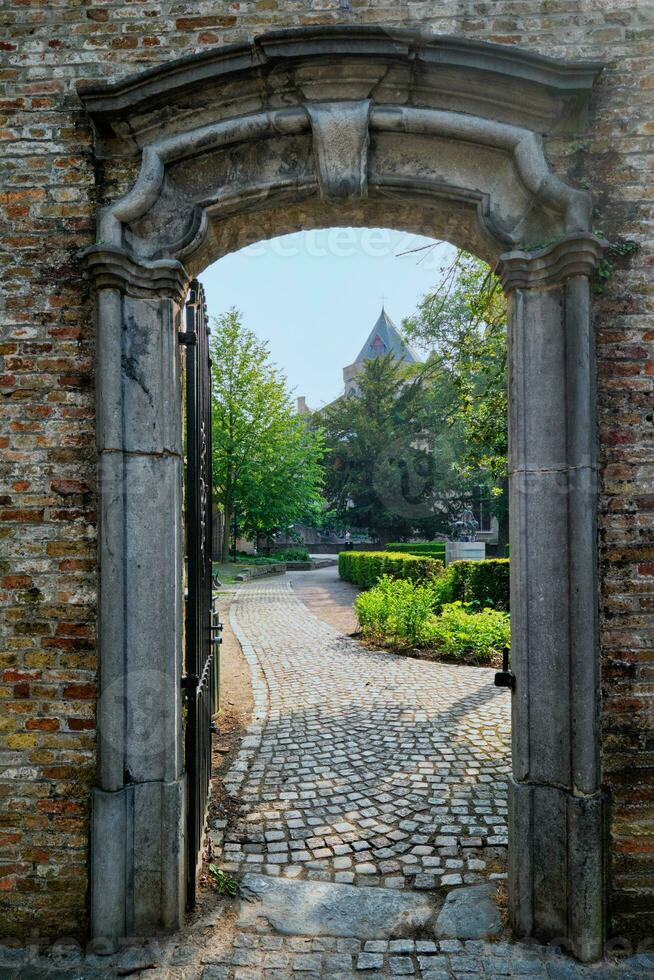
[342,307,420,394]
[296,307,419,415]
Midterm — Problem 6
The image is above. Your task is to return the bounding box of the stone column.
[498,234,606,962]
[84,246,190,940]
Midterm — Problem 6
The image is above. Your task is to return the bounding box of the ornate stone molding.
[76,28,603,268]
[371,106,592,235]
[77,26,603,156]
[90,104,595,266]
[497,233,606,290]
[95,109,309,247]
[84,245,190,301]
[306,101,370,202]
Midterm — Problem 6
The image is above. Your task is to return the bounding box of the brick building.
[0,0,652,957]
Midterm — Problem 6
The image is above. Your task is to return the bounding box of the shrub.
[386,541,447,560]
[355,575,437,647]
[430,559,510,612]
[422,601,510,664]
[274,546,310,562]
[462,559,510,610]
[355,578,511,662]
[339,550,444,588]
[429,569,460,612]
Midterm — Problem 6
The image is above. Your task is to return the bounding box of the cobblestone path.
[288,564,360,635]
[7,571,651,977]
[219,574,511,892]
[195,573,651,977]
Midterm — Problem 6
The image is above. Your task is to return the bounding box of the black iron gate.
[181,280,220,906]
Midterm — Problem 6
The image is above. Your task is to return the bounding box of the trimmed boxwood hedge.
[386,541,447,560]
[446,558,510,611]
[339,550,444,588]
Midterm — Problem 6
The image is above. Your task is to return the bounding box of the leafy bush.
[462,559,510,610]
[236,555,285,565]
[429,569,460,612]
[422,601,510,663]
[339,550,444,588]
[274,546,310,562]
[386,541,447,560]
[355,577,510,662]
[429,559,510,612]
[355,576,437,647]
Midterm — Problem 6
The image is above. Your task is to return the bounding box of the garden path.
[219,570,511,891]
[11,570,652,977]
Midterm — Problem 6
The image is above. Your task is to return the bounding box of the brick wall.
[1,0,652,945]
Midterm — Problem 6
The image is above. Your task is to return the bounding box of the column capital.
[83,245,190,302]
[497,233,606,291]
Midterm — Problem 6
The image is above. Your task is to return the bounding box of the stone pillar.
[84,246,190,940]
[498,234,606,962]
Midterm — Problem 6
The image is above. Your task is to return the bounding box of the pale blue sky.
[200,229,453,409]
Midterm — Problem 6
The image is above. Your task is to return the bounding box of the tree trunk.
[221,503,232,563]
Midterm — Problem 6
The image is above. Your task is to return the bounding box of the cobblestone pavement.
[288,564,360,635]
[197,934,654,979]
[219,574,511,891]
[8,570,652,977]
[5,932,654,979]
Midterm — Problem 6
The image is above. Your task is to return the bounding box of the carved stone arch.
[80,27,606,961]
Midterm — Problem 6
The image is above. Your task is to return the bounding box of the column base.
[91,777,186,940]
[509,777,606,962]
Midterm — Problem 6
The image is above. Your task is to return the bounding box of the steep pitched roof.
[352,307,420,366]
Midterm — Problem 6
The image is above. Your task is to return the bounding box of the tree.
[314,353,480,543]
[210,310,325,560]
[403,250,509,547]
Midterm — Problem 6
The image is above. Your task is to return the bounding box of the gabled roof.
[352,308,420,365]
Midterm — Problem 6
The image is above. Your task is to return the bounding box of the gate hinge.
[178,331,197,346]
[181,673,199,690]
[494,647,516,692]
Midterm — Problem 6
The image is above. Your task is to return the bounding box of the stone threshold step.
[237,874,500,941]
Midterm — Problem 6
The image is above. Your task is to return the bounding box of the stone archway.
[79,27,606,961]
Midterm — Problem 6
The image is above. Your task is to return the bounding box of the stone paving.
[217,574,511,892]
[5,932,654,979]
[288,565,360,635]
[199,934,654,979]
[6,569,652,978]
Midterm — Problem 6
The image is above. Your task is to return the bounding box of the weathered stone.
[3,2,652,954]
[434,884,501,939]
[238,874,434,938]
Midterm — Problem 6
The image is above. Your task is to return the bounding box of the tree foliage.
[403,250,509,544]
[210,310,325,559]
[314,353,482,543]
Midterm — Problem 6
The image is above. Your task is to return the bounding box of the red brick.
[62,683,95,700]
[1,575,32,589]
[25,718,60,732]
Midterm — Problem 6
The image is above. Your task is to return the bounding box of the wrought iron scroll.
[181,280,219,906]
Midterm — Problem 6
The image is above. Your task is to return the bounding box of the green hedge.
[445,559,510,611]
[355,577,510,663]
[386,541,447,560]
[339,550,444,589]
